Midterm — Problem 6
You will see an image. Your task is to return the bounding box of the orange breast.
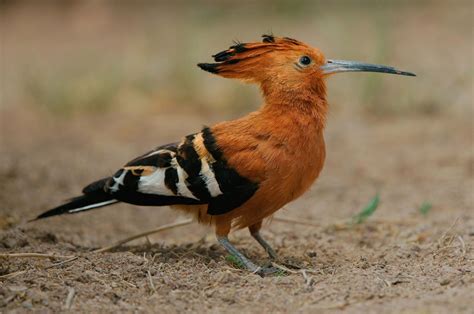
[211,105,327,230]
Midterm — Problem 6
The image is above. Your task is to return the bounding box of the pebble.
[307,251,317,258]
[439,278,451,286]
[8,285,27,292]
[22,300,33,309]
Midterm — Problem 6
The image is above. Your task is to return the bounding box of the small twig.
[433,234,467,258]
[0,253,74,259]
[457,235,466,256]
[271,261,319,284]
[273,216,321,227]
[436,216,461,247]
[376,275,391,287]
[271,261,299,274]
[147,270,156,293]
[433,244,456,255]
[92,219,194,253]
[0,270,27,280]
[45,256,79,269]
[145,236,152,247]
[314,301,350,310]
[0,254,78,279]
[121,279,138,289]
[274,215,422,228]
[312,292,332,303]
[64,287,75,310]
[273,215,349,231]
[301,269,314,288]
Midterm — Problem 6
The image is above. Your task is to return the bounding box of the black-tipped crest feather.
[197,63,220,73]
[198,34,305,75]
[262,34,275,43]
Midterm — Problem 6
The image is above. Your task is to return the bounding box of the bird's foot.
[251,231,279,260]
[218,236,284,277]
[253,266,282,277]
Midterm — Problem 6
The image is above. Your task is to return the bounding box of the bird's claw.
[253,266,283,277]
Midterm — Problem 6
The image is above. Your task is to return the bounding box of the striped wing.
[105,128,259,215]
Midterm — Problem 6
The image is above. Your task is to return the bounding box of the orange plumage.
[35,35,415,275]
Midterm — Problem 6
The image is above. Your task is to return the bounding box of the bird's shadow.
[102,240,307,271]
[104,241,232,265]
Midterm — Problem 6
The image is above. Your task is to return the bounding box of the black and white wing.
[107,128,259,213]
[35,127,259,220]
[105,141,207,207]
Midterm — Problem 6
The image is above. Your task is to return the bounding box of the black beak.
[321,59,416,77]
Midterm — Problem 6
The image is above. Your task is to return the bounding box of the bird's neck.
[260,83,328,131]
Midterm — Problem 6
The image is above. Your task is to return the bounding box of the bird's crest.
[198,34,313,81]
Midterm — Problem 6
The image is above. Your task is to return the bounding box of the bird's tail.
[33,178,118,220]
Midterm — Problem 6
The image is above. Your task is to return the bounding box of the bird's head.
[198,34,415,103]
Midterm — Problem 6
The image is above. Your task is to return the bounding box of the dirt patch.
[1,110,472,313]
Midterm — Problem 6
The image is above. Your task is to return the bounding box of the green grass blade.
[225,254,245,269]
[418,202,432,216]
[351,194,380,224]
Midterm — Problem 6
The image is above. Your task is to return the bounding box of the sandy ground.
[0,107,472,313]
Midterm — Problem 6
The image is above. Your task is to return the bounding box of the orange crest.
[198,34,327,85]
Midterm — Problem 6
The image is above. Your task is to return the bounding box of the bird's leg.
[249,222,278,260]
[216,219,278,276]
[217,236,280,276]
[251,232,278,260]
[217,236,260,272]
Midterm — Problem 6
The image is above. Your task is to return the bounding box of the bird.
[33,34,415,275]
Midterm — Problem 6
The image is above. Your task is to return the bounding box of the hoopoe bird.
[34,35,415,275]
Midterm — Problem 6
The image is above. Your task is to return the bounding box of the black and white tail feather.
[35,178,118,220]
[34,127,259,221]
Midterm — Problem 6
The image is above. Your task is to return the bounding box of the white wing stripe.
[144,149,175,158]
[109,170,127,193]
[174,162,199,200]
[68,200,118,213]
[138,168,175,196]
[200,158,223,197]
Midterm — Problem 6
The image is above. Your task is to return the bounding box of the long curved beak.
[321,59,416,77]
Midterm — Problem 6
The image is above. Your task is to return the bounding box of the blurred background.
[0,0,472,244]
[1,0,472,116]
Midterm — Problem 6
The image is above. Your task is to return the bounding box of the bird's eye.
[299,56,312,66]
